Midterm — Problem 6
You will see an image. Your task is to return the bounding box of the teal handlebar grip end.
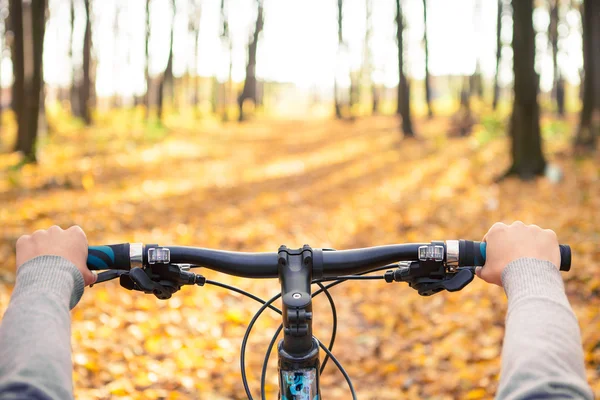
[472,242,570,272]
[87,244,131,270]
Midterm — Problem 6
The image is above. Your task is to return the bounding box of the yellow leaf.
[466,388,488,399]
[82,173,94,190]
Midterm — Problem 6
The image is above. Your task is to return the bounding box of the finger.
[82,269,97,286]
[475,266,483,279]
[48,225,63,232]
[16,235,30,248]
[67,225,86,238]
[87,270,98,286]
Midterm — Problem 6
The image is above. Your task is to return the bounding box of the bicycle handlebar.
[87,241,572,276]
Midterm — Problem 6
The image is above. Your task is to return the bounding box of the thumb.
[475,266,483,280]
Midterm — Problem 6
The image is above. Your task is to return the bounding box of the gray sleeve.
[496,257,594,400]
[0,255,85,400]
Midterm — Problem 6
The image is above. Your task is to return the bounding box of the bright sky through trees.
[32,0,584,97]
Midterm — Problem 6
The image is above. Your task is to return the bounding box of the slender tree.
[574,0,600,148]
[190,0,202,113]
[14,0,46,161]
[237,0,263,122]
[144,0,151,119]
[422,0,432,118]
[9,0,24,143]
[219,0,231,121]
[364,0,378,114]
[69,0,81,117]
[79,0,92,125]
[548,0,565,116]
[334,0,343,119]
[396,0,414,137]
[492,0,503,110]
[470,0,483,98]
[164,0,175,107]
[112,2,121,109]
[0,0,6,129]
[505,0,545,179]
[158,0,175,123]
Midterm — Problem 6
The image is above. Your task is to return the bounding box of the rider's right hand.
[16,225,97,286]
[475,221,561,287]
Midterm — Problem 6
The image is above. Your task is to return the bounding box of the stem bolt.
[292,293,302,299]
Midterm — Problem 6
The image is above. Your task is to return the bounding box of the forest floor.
[0,111,599,399]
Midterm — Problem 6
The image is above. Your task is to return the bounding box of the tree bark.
[68,0,81,117]
[575,0,600,148]
[334,0,343,119]
[219,0,230,121]
[158,0,175,123]
[548,0,564,117]
[144,0,151,120]
[422,0,432,118]
[471,0,484,99]
[14,0,46,162]
[10,0,25,150]
[191,0,202,113]
[492,0,502,110]
[79,0,92,125]
[396,0,414,137]
[237,0,263,122]
[505,0,546,179]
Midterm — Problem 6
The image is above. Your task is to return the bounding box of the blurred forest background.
[1,0,600,399]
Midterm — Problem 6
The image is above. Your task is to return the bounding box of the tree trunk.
[219,0,230,121]
[505,0,545,179]
[471,0,484,99]
[365,0,378,115]
[396,0,414,137]
[194,26,201,113]
[372,85,379,114]
[10,0,25,151]
[492,0,502,110]
[112,2,120,109]
[191,0,202,114]
[422,0,432,118]
[575,0,600,148]
[548,0,565,117]
[334,0,343,119]
[69,0,81,118]
[79,0,92,125]
[237,0,263,122]
[14,0,46,162]
[159,0,175,124]
[144,0,151,120]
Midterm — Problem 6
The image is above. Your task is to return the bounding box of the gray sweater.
[0,256,594,399]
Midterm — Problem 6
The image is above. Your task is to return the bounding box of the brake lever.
[384,261,475,296]
[409,268,475,296]
[91,270,129,285]
[118,265,206,300]
[118,267,175,300]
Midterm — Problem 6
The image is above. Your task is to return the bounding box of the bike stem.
[277,245,321,396]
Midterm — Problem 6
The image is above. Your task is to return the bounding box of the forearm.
[496,258,593,400]
[0,256,84,400]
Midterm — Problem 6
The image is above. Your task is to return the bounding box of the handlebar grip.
[458,240,571,271]
[87,244,131,270]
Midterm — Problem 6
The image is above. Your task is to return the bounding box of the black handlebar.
[88,241,572,276]
[87,244,427,278]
